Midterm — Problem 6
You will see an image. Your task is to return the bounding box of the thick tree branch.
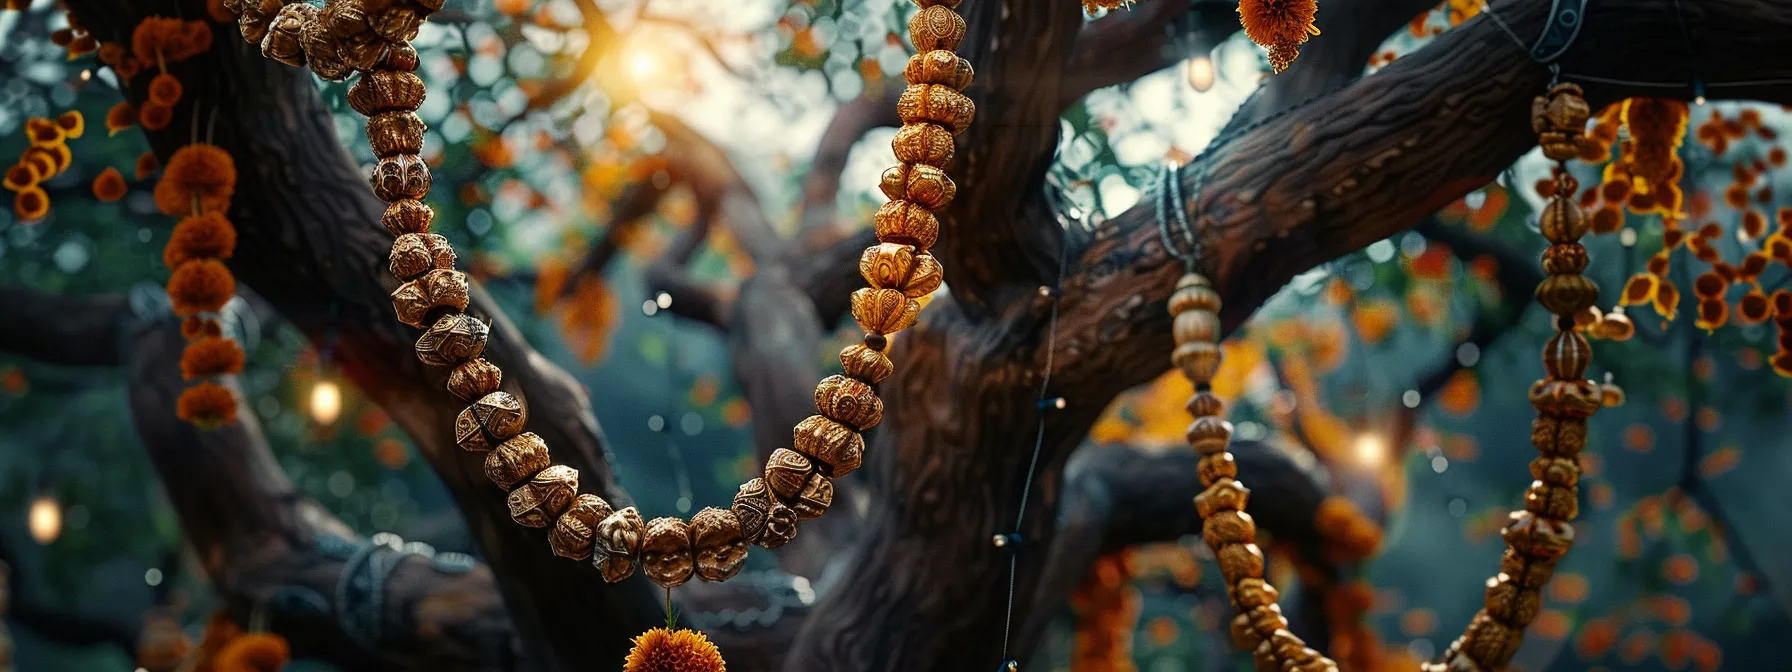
[0,287,127,367]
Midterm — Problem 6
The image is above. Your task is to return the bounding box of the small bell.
[1600,373,1626,408]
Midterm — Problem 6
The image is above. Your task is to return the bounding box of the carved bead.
[757,502,799,549]
[484,432,549,489]
[873,200,940,249]
[391,268,470,328]
[1460,611,1523,668]
[1482,575,1543,627]
[381,43,421,72]
[298,9,353,81]
[1529,416,1588,457]
[840,344,894,385]
[1500,511,1575,560]
[1266,629,1308,660]
[1528,379,1602,420]
[1173,309,1220,347]
[793,415,864,477]
[1202,510,1256,546]
[1194,478,1250,518]
[260,3,314,66]
[368,4,425,43]
[349,70,427,115]
[689,507,748,582]
[879,163,957,210]
[904,50,973,91]
[367,111,426,158]
[814,375,883,431]
[1216,542,1265,583]
[1527,463,1580,498]
[447,358,503,401]
[732,478,775,543]
[1169,274,1221,314]
[1196,452,1237,486]
[508,464,577,528]
[549,494,613,560]
[1538,198,1587,244]
[640,517,695,588]
[1185,416,1232,454]
[371,154,432,202]
[415,312,488,367]
[1233,578,1280,609]
[1187,392,1224,418]
[389,233,456,281]
[1541,243,1588,275]
[1541,330,1591,381]
[1245,603,1287,638]
[593,507,645,583]
[238,0,282,45]
[907,5,966,52]
[1499,549,1558,589]
[891,122,956,167]
[1230,612,1262,651]
[1536,274,1599,316]
[791,474,833,520]
[1173,341,1222,384]
[454,391,527,452]
[1524,480,1579,520]
[851,288,921,335]
[896,87,974,135]
[384,199,434,235]
[764,448,815,501]
[1532,83,1589,134]
[324,4,387,72]
[859,243,942,298]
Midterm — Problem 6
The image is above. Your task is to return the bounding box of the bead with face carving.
[453,391,527,452]
[640,517,695,588]
[391,268,469,328]
[549,494,613,560]
[415,312,488,367]
[370,154,432,202]
[484,432,548,489]
[688,507,747,582]
[592,507,644,583]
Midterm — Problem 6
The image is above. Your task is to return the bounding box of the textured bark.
[58,0,666,666]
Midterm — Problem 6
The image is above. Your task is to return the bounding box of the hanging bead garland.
[1425,82,1600,672]
[215,0,974,589]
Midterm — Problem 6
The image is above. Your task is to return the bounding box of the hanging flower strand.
[1238,0,1321,73]
[155,141,246,428]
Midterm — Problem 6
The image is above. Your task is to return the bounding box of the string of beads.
[213,0,976,588]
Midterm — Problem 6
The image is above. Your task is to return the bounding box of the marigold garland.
[165,213,238,267]
[177,380,239,428]
[167,259,236,316]
[181,336,247,379]
[155,144,236,215]
[148,136,245,426]
[1238,0,1321,72]
[623,628,726,672]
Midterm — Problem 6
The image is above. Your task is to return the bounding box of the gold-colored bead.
[1482,575,1543,627]
[1541,330,1592,381]
[1216,542,1265,583]
[1529,417,1589,457]
[873,199,940,249]
[764,448,815,501]
[1523,480,1579,520]
[1536,275,1600,316]
[453,391,527,452]
[1500,510,1575,560]
[507,464,578,528]
[388,232,456,281]
[238,0,282,45]
[548,494,613,560]
[891,122,956,168]
[380,42,421,72]
[1172,341,1222,384]
[1538,198,1588,244]
[732,478,775,543]
[391,268,469,328]
[1202,510,1256,546]
[907,5,966,52]
[904,50,974,91]
[446,358,503,402]
[348,70,426,116]
[366,111,426,158]
[1499,548,1558,589]
[851,288,922,335]
[814,375,883,431]
[484,432,549,489]
[1196,452,1237,487]
[260,3,313,66]
[1540,242,1589,275]
[593,506,645,583]
[859,243,943,298]
[1244,603,1287,639]
[896,87,975,135]
[1185,416,1232,453]
[793,415,864,478]
[839,344,894,385]
[1230,612,1262,651]
[790,473,834,520]
[1232,578,1280,609]
[756,501,799,549]
[370,154,432,202]
[689,507,748,582]
[298,8,353,81]
[1172,309,1220,347]
[415,312,488,367]
[1528,379,1602,420]
[1459,611,1523,668]
[1528,456,1581,487]
[879,163,957,210]
[640,517,695,588]
[1168,274,1221,315]
[1194,478,1249,518]
[383,199,433,235]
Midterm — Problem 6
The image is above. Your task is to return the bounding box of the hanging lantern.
[310,379,342,425]
[1186,55,1216,92]
[28,494,61,545]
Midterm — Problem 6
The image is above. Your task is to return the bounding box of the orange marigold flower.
[148,73,183,106]
[25,117,65,147]
[107,101,136,134]
[98,42,125,66]
[182,316,223,340]
[14,186,49,220]
[1696,298,1727,331]
[55,110,84,138]
[180,336,245,379]
[3,163,39,191]
[167,259,235,316]
[623,628,726,672]
[140,102,173,131]
[93,167,128,201]
[137,151,160,179]
[20,147,57,179]
[177,381,238,427]
[45,143,72,175]
[164,213,237,267]
[1738,290,1771,325]
[1237,0,1320,72]
[155,144,235,215]
[133,17,211,65]
[115,57,142,80]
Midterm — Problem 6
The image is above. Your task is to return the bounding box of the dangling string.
[994,193,1078,672]
[1153,159,1204,272]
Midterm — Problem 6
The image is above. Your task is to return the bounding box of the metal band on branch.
[214,0,977,590]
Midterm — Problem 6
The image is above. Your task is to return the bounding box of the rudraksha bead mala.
[1424,82,1601,672]
[216,0,975,589]
[1170,275,1338,672]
